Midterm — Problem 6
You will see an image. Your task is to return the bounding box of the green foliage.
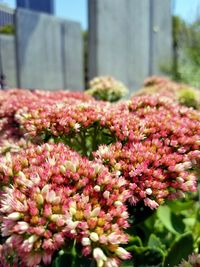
[52,252,94,267]
[0,24,14,35]
[147,234,165,250]
[120,261,134,267]
[123,188,200,267]
[178,87,199,109]
[164,233,194,267]
[132,247,164,267]
[157,205,185,235]
[52,242,94,267]
[125,236,143,251]
[127,202,155,225]
[40,122,116,159]
[166,16,200,88]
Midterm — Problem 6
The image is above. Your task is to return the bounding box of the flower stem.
[71,240,77,267]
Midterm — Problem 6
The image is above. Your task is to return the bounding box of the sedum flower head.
[86,76,128,102]
[137,76,200,110]
[0,143,130,266]
[176,253,200,267]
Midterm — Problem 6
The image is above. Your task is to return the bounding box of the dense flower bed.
[0,78,199,267]
[136,76,200,109]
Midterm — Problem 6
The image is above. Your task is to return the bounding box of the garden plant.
[0,76,199,267]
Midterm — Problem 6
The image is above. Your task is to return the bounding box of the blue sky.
[1,0,200,29]
[173,0,200,22]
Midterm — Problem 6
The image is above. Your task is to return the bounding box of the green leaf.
[164,232,194,267]
[167,200,194,213]
[132,246,164,267]
[183,218,195,227]
[127,202,155,225]
[120,260,134,267]
[52,253,93,267]
[148,234,164,251]
[198,181,200,202]
[125,236,143,251]
[171,213,185,233]
[52,253,71,267]
[128,236,143,247]
[157,205,185,234]
[144,213,156,230]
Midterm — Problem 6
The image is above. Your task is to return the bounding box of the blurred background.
[0,0,200,92]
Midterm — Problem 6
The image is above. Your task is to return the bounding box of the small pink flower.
[93,247,107,267]
[115,247,131,260]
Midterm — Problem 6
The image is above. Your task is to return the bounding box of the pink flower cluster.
[128,95,200,153]
[141,76,190,98]
[137,76,200,109]
[14,90,200,154]
[95,141,197,208]
[16,101,108,138]
[176,253,200,267]
[0,89,94,154]
[0,86,199,266]
[0,143,130,266]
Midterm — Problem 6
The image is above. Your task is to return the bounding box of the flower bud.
[36,194,44,205]
[28,235,38,244]
[177,177,184,183]
[91,207,101,217]
[114,201,123,207]
[69,207,76,216]
[7,212,21,221]
[93,248,107,267]
[90,232,99,242]
[103,191,110,199]
[115,247,131,260]
[60,165,66,174]
[64,161,76,172]
[17,221,29,232]
[145,188,152,195]
[45,144,51,152]
[50,214,60,222]
[82,237,91,246]
[94,185,101,192]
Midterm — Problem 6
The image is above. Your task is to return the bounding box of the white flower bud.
[94,185,101,192]
[90,232,99,242]
[177,177,184,183]
[69,207,76,216]
[28,235,38,244]
[7,212,21,220]
[45,143,51,151]
[74,123,80,131]
[42,184,50,195]
[17,221,29,231]
[103,191,110,199]
[115,247,130,260]
[82,237,91,246]
[183,161,192,169]
[145,188,152,195]
[121,211,128,218]
[91,207,101,217]
[64,161,76,172]
[66,219,79,230]
[18,171,26,179]
[60,165,66,174]
[114,201,123,207]
[50,214,60,222]
[93,248,107,267]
